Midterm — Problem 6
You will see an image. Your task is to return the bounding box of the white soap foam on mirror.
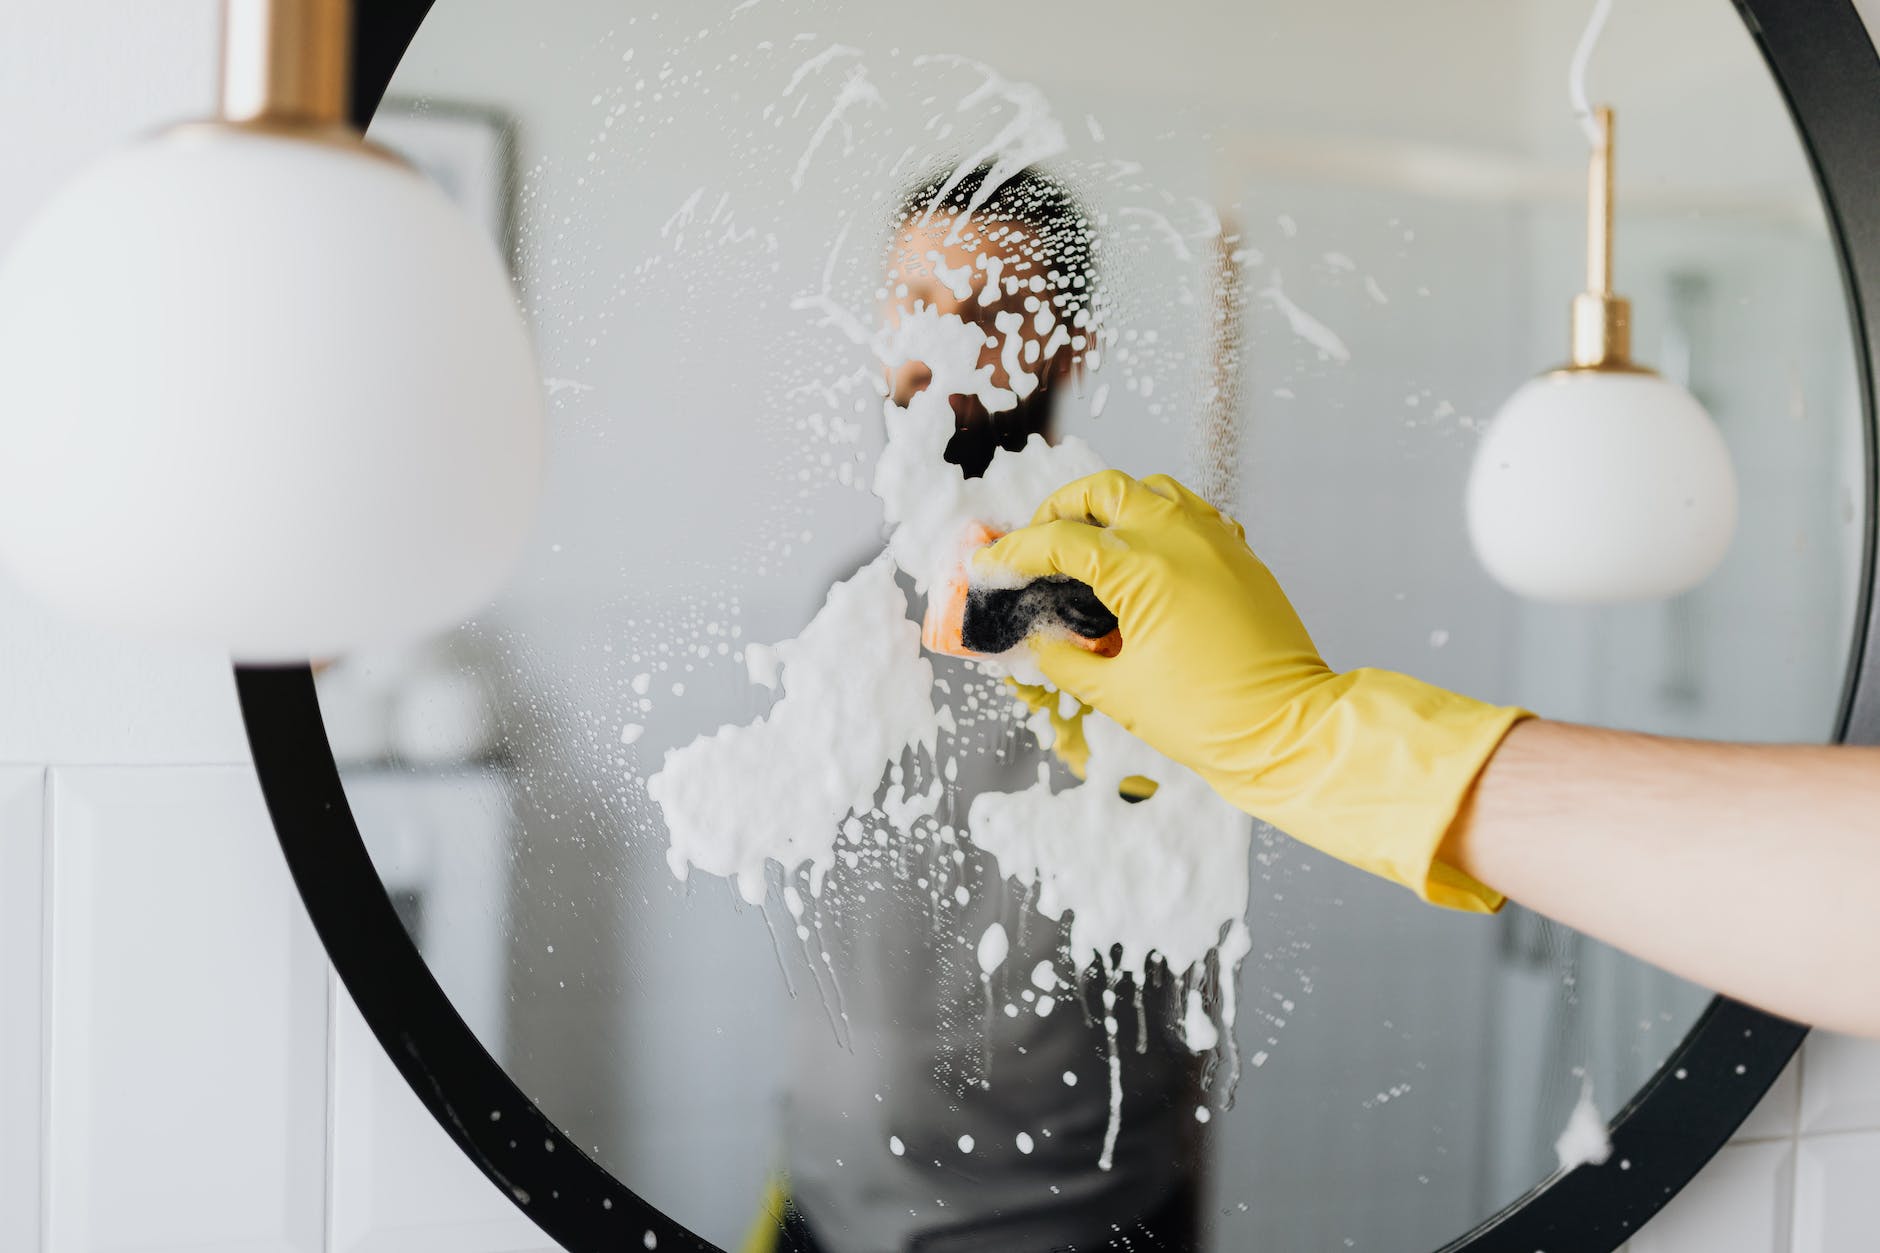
[647,315,1257,1169]
[969,713,1252,990]
[1553,1078,1613,1173]
[976,922,1010,974]
[647,555,936,906]
[652,303,1251,966]
[647,140,1256,1165]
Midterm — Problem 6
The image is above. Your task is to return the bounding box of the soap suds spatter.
[649,302,1255,1160]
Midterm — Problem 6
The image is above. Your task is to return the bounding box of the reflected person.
[758,166,1207,1253]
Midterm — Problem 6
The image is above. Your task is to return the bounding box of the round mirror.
[255,1,1873,1250]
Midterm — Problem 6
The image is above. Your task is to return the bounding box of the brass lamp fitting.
[172,1,399,161]
[221,0,352,128]
[1564,106,1649,374]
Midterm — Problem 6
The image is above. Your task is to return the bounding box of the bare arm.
[1443,719,1880,1038]
[982,471,1880,1038]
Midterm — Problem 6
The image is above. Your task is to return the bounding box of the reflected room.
[309,2,1859,1250]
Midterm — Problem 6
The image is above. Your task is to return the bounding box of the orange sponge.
[921,523,1123,660]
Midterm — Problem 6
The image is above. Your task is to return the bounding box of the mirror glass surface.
[319,2,1864,1249]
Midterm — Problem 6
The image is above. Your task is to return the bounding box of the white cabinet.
[43,768,328,1252]
[1632,1140,1794,1253]
[1799,1031,1880,1136]
[329,987,557,1253]
[0,762,556,1253]
[0,769,45,1252]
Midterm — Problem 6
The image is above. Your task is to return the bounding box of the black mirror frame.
[238,2,1880,1249]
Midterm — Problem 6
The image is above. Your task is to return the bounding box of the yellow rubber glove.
[1007,679,1159,799]
[976,470,1529,912]
[739,1178,790,1253]
[1007,679,1093,776]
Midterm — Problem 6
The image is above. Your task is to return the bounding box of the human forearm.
[984,470,1880,1039]
[1443,719,1880,1037]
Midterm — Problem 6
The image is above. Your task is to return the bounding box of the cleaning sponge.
[921,524,1122,659]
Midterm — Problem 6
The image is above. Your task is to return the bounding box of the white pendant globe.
[0,126,545,661]
[1466,370,1737,603]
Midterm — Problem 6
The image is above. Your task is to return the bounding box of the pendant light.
[0,0,545,661]
[1467,51,1737,603]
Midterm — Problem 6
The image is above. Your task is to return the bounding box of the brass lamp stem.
[1568,105,1638,371]
[220,0,352,128]
[1586,105,1613,296]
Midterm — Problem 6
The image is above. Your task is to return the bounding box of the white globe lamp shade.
[1467,371,1737,602]
[1469,104,1738,604]
[0,125,544,661]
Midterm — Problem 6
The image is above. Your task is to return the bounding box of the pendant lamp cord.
[1568,0,1615,146]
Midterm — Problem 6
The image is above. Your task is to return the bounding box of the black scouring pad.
[959,576,1120,655]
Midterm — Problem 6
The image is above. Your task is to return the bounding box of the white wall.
[0,4,556,1250]
[2,3,1880,1252]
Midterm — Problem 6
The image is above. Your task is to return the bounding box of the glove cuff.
[1220,669,1529,913]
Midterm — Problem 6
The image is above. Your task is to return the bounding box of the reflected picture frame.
[238,1,1880,1249]
[368,98,517,263]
